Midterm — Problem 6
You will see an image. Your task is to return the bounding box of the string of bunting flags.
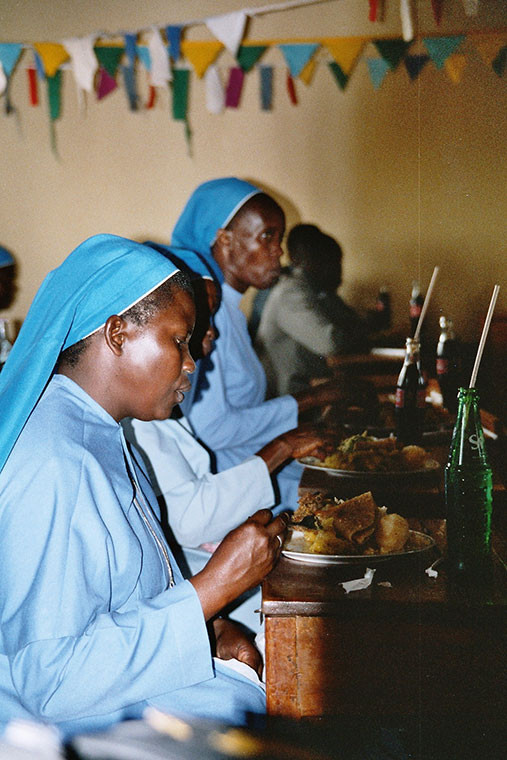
[0,0,505,152]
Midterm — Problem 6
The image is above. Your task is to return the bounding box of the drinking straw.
[469,284,500,388]
[413,266,439,341]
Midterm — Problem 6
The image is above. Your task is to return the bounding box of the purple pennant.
[225,67,244,108]
[404,54,429,81]
[96,67,117,99]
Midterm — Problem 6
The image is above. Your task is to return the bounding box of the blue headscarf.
[0,234,180,472]
[0,245,14,269]
[144,241,217,285]
[170,177,261,284]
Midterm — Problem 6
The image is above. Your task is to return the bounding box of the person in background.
[124,242,325,632]
[256,223,369,396]
[0,234,287,740]
[0,245,17,312]
[169,178,345,512]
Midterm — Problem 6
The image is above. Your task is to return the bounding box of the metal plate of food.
[297,456,441,479]
[282,528,435,565]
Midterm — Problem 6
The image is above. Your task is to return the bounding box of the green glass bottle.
[444,387,493,579]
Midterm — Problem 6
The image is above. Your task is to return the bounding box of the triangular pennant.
[32,42,69,78]
[146,85,156,109]
[34,51,45,80]
[205,64,224,114]
[225,67,244,108]
[431,0,443,26]
[373,39,411,70]
[328,61,349,91]
[206,11,247,57]
[122,64,138,110]
[323,37,366,75]
[47,70,62,120]
[124,34,137,66]
[470,34,507,67]
[0,43,23,77]
[404,54,429,81]
[96,67,118,99]
[94,45,124,78]
[27,67,39,104]
[0,64,6,96]
[286,71,298,104]
[492,46,506,77]
[445,54,466,84]
[166,26,182,61]
[147,27,172,86]
[259,65,273,110]
[237,45,267,73]
[181,41,223,78]
[136,46,151,71]
[369,0,378,22]
[400,0,414,43]
[366,57,390,89]
[63,36,97,93]
[172,68,189,120]
[423,36,464,70]
[278,43,319,78]
[299,56,317,85]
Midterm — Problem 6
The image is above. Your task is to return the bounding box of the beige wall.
[1,0,506,345]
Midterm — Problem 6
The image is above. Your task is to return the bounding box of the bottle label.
[410,304,422,318]
[417,389,426,408]
[436,358,449,375]
[395,388,404,408]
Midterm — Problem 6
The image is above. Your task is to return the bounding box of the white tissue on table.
[341,567,376,593]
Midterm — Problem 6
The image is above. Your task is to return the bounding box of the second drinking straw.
[413,266,440,341]
[469,284,500,388]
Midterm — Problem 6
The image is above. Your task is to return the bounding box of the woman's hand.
[212,618,263,678]
[257,427,325,471]
[189,509,287,621]
[293,378,346,413]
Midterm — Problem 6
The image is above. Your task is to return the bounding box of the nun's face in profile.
[190,279,219,360]
[218,195,285,293]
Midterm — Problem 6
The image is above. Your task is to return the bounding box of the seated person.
[0,234,287,741]
[169,178,346,511]
[124,243,324,632]
[256,223,369,396]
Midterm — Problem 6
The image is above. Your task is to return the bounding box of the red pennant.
[369,0,378,22]
[146,85,156,109]
[286,71,298,104]
[431,0,443,26]
[27,67,38,105]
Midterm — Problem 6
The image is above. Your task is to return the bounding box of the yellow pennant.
[322,37,367,75]
[445,54,466,84]
[469,33,506,66]
[32,42,69,77]
[181,41,223,78]
[299,56,318,85]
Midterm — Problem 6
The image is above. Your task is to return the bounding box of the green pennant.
[94,45,125,78]
[172,69,189,120]
[237,45,267,72]
[374,39,412,70]
[328,61,349,90]
[47,70,62,121]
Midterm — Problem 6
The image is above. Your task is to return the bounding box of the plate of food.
[282,490,435,565]
[298,432,440,478]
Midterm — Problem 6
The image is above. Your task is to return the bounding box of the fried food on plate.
[317,432,432,472]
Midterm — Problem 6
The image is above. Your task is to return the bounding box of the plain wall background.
[1,0,506,346]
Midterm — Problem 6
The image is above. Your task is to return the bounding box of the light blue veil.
[170,177,262,284]
[0,234,180,472]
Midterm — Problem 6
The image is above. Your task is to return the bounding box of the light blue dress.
[0,376,264,740]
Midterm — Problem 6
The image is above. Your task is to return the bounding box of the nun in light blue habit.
[0,234,264,741]
[171,178,302,512]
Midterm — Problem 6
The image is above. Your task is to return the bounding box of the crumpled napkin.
[341,567,376,593]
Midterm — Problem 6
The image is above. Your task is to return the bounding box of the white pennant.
[148,26,172,86]
[400,0,414,43]
[462,0,479,15]
[0,62,6,96]
[62,35,98,92]
[205,11,247,57]
[205,65,225,114]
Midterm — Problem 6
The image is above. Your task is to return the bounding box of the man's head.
[287,224,343,293]
[213,193,285,293]
[0,246,17,310]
